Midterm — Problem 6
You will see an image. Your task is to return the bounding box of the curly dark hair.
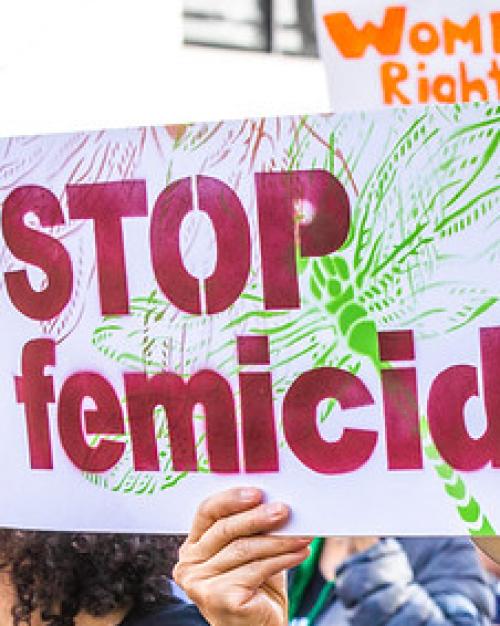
[0,530,184,626]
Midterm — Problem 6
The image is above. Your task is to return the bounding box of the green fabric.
[288,537,336,624]
[307,579,336,625]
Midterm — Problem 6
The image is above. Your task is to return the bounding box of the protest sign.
[314,0,499,110]
[0,103,499,535]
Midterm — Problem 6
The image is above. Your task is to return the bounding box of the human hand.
[173,488,311,626]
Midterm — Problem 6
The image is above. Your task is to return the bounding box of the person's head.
[0,529,183,626]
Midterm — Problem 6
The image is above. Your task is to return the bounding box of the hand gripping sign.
[314,0,500,110]
[0,103,499,535]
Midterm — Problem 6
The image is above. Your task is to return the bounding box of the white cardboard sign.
[314,0,499,110]
[0,103,499,535]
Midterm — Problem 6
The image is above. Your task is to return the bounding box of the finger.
[204,535,312,574]
[188,487,263,543]
[194,501,290,559]
[217,547,310,591]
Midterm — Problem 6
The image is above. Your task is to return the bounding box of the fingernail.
[265,502,288,519]
[239,488,260,502]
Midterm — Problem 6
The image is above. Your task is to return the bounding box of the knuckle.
[173,566,198,600]
[254,505,271,529]
[177,540,190,561]
[220,588,245,613]
[231,537,252,561]
[190,580,213,608]
[279,537,296,551]
[218,518,235,543]
[177,539,205,569]
[197,497,214,522]
[172,562,186,587]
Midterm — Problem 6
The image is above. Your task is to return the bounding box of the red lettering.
[67,181,148,315]
[237,336,278,473]
[198,176,251,314]
[58,372,125,472]
[480,327,500,469]
[3,186,73,320]
[379,331,422,471]
[256,170,350,310]
[124,370,239,473]
[151,177,250,315]
[427,364,496,471]
[151,179,198,313]
[283,368,376,474]
[15,339,55,469]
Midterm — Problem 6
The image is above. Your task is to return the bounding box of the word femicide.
[5,172,499,477]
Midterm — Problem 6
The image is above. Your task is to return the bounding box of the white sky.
[0,0,329,137]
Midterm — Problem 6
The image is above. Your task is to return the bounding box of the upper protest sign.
[314,0,499,110]
[0,103,499,535]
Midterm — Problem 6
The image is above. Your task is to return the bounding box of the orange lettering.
[460,62,488,101]
[443,15,482,54]
[417,63,431,103]
[323,7,406,58]
[487,60,500,99]
[492,13,500,54]
[409,22,440,55]
[381,62,411,105]
[433,75,457,103]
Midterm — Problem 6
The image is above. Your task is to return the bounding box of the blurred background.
[184,0,318,57]
[0,0,328,136]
